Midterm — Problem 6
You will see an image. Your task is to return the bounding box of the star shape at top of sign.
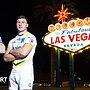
[54,4,74,22]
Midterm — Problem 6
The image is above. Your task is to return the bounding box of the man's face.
[16,18,28,32]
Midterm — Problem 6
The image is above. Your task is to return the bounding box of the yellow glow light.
[65,51,69,53]
[78,50,83,53]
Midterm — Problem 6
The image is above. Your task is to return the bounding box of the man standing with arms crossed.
[3,15,37,90]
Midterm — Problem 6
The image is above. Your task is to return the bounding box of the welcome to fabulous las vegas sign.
[42,17,90,53]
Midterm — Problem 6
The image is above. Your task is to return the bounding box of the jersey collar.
[18,31,28,36]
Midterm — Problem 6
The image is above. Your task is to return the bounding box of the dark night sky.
[0,0,90,83]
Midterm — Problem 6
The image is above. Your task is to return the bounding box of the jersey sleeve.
[25,35,37,47]
[7,40,13,50]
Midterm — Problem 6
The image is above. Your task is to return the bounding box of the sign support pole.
[69,53,74,90]
[55,48,61,87]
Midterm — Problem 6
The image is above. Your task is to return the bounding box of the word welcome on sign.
[43,17,90,53]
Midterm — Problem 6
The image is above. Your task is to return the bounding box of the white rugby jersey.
[7,31,37,68]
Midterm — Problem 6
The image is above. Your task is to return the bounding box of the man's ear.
[27,24,29,27]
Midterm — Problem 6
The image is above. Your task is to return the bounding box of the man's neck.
[18,30,28,35]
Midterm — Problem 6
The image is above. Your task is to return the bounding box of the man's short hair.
[17,15,28,22]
